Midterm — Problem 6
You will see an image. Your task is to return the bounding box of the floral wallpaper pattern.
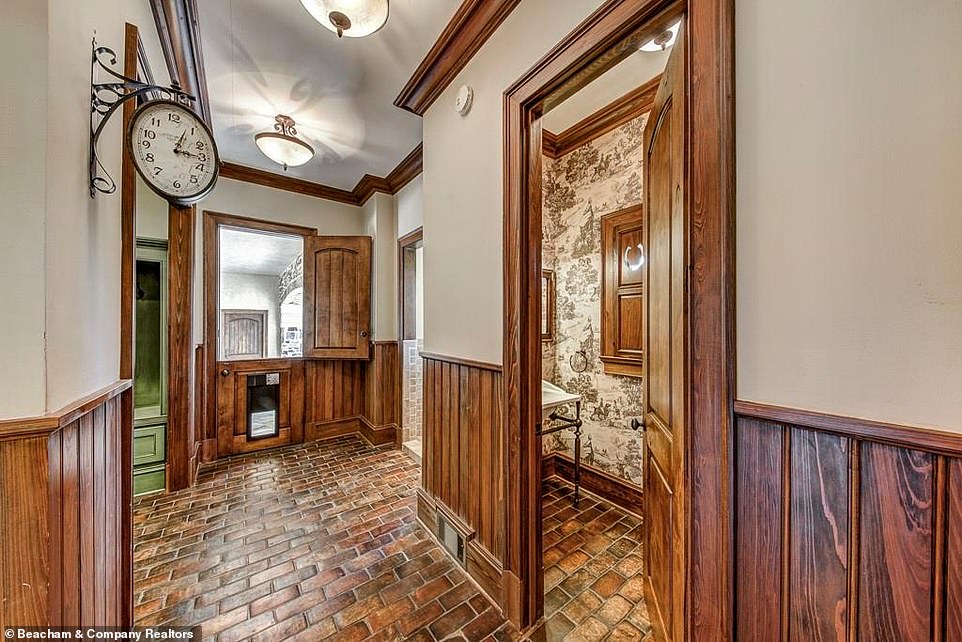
[541,113,648,486]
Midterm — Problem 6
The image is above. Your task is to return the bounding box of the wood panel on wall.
[733,401,956,641]
[0,382,132,628]
[418,354,505,606]
[363,342,400,446]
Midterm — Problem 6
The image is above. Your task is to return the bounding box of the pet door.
[247,373,280,440]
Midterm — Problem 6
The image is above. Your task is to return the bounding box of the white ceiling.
[219,227,303,275]
[198,0,461,190]
[543,47,670,133]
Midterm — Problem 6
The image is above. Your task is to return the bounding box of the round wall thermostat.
[455,85,474,115]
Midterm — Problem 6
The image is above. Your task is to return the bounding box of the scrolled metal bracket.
[89,37,195,197]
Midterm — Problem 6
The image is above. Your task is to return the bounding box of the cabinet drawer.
[133,463,166,496]
[134,424,166,466]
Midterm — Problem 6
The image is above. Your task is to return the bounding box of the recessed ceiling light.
[255,115,315,170]
[640,20,681,52]
[299,0,390,39]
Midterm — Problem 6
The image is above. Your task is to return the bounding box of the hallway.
[133,437,649,640]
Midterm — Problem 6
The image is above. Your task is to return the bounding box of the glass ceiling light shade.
[640,20,681,52]
[254,115,315,170]
[299,0,390,38]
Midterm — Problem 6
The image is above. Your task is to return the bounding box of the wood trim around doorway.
[502,0,735,634]
[201,211,318,457]
[397,227,423,448]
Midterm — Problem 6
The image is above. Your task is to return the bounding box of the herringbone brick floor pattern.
[133,436,649,641]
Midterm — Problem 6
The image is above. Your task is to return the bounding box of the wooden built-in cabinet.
[601,204,645,377]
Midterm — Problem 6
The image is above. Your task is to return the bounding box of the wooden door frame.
[397,228,424,447]
[502,0,735,635]
[202,210,317,459]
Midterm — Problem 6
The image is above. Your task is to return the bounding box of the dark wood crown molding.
[542,74,661,159]
[395,0,523,115]
[149,0,211,124]
[219,162,360,205]
[219,143,423,206]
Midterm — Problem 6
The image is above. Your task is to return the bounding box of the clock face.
[129,100,219,205]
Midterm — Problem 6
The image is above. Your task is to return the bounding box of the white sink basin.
[542,379,582,411]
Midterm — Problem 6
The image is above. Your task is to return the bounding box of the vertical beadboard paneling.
[858,443,933,642]
[946,459,962,641]
[734,404,947,642]
[790,429,850,641]
[421,355,504,561]
[0,384,129,628]
[734,416,783,642]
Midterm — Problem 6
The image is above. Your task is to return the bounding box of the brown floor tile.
[134,437,648,642]
[134,437,515,640]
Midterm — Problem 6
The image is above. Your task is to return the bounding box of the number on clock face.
[129,100,219,204]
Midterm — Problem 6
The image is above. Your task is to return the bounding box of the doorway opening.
[502,0,734,635]
[534,12,675,640]
[398,227,424,462]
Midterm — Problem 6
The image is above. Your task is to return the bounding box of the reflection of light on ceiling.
[209,71,366,162]
[640,20,681,52]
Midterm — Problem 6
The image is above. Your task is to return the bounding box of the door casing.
[501,0,735,635]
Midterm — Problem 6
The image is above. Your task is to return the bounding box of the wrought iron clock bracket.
[89,37,195,197]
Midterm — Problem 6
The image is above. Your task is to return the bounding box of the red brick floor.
[133,436,648,641]
[533,479,651,641]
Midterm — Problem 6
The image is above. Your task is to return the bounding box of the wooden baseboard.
[359,417,399,447]
[200,438,217,463]
[542,452,643,516]
[416,488,505,615]
[306,416,398,448]
[305,417,362,442]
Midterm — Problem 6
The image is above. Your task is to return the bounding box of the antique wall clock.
[128,99,220,205]
[89,37,220,205]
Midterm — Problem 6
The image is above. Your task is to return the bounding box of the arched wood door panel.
[303,236,372,360]
[643,20,688,642]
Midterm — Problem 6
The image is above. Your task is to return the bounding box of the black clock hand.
[174,130,187,152]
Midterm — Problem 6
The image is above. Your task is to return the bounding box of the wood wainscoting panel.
[790,429,850,641]
[304,359,365,441]
[364,342,400,445]
[734,417,783,642]
[946,459,962,641]
[733,401,949,641]
[420,354,504,605]
[858,442,933,642]
[0,382,131,628]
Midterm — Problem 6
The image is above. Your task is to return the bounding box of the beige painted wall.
[364,192,399,341]
[737,0,962,430]
[0,0,48,417]
[421,0,605,364]
[396,174,423,238]
[0,0,168,417]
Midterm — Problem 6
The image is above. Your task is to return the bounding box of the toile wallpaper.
[541,113,648,487]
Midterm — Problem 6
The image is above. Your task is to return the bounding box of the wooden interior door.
[642,21,687,642]
[221,309,267,359]
[303,236,372,360]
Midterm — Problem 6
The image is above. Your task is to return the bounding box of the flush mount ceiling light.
[255,114,315,170]
[640,20,681,52]
[299,0,390,38]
